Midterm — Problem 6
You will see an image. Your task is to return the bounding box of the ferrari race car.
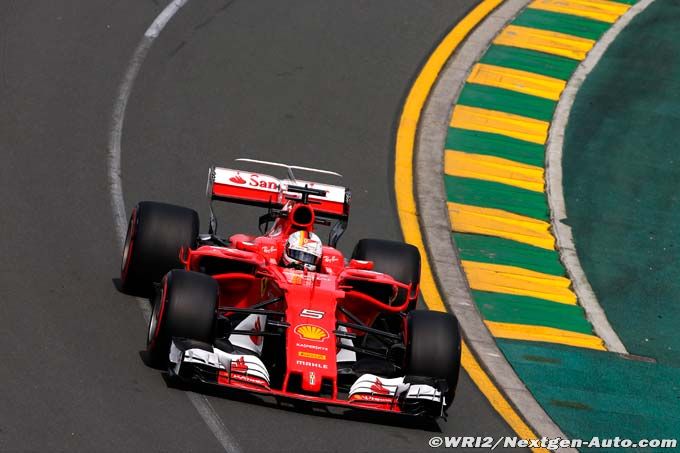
[119,159,462,418]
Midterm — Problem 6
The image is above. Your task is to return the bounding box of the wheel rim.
[147,298,161,345]
[121,207,137,278]
[148,276,168,347]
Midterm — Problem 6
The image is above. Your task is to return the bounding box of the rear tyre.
[146,270,218,368]
[351,239,420,307]
[120,201,199,296]
[405,310,461,410]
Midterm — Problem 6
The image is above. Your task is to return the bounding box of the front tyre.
[121,201,199,296]
[351,239,420,307]
[405,310,461,411]
[147,270,218,368]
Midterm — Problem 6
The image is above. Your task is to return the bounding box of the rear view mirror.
[348,259,374,270]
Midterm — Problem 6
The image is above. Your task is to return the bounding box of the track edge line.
[106,1,241,452]
[394,1,559,452]
[545,0,657,355]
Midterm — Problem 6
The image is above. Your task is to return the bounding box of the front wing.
[169,339,444,417]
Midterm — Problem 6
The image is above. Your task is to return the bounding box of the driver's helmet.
[282,230,323,271]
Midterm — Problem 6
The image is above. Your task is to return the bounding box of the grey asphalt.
[1,0,522,451]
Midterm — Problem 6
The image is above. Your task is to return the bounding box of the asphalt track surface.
[1,1,522,451]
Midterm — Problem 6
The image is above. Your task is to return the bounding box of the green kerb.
[480,45,579,80]
[454,232,564,276]
[457,83,557,121]
[473,290,594,334]
[446,128,545,167]
[514,8,610,41]
[445,174,549,220]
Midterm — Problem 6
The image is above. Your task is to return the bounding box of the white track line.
[107,1,241,452]
[546,0,656,354]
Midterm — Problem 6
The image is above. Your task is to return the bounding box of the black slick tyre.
[146,270,218,368]
[120,201,199,296]
[351,238,420,307]
[405,310,462,409]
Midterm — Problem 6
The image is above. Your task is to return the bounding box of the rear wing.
[207,166,351,219]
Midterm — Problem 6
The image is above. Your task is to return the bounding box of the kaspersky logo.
[294,324,329,342]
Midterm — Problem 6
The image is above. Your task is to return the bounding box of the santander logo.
[229,173,246,184]
[249,174,279,190]
[225,171,280,191]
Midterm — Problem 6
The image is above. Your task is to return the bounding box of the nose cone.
[289,323,335,393]
[284,283,338,394]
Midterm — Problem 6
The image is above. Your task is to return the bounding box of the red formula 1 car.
[120,159,461,418]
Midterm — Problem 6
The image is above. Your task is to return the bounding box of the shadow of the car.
[112,277,124,293]
[112,276,154,299]
[138,350,169,371]
[157,375,442,432]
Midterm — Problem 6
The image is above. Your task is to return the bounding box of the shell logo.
[294,324,329,342]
